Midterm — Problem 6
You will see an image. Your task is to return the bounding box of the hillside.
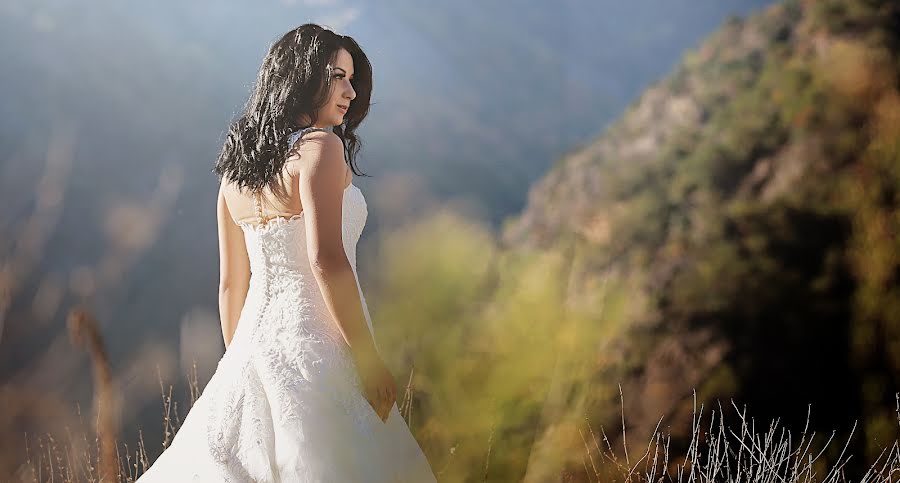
[501,0,900,478]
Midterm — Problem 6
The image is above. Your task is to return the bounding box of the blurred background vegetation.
[2,0,898,481]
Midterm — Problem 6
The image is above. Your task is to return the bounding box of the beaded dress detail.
[137,127,436,482]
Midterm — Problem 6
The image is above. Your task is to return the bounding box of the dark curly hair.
[213,23,373,194]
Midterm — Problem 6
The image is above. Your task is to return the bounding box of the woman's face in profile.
[313,47,357,128]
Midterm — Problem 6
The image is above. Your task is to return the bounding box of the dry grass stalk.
[66,307,118,482]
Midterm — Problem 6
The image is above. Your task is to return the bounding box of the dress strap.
[287,126,330,148]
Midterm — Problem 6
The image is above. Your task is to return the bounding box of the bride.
[137,23,437,482]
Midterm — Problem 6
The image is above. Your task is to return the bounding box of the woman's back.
[221,127,352,227]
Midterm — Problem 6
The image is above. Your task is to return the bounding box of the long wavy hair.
[213,23,373,194]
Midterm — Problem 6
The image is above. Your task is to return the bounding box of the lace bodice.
[234,181,372,344]
[238,183,367,279]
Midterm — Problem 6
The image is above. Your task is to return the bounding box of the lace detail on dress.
[288,126,330,150]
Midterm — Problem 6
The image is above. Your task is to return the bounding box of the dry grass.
[14,363,900,481]
[574,388,900,483]
[15,358,198,482]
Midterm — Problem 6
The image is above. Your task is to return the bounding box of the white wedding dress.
[137,127,437,482]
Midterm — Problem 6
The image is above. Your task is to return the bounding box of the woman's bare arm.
[216,181,251,348]
[295,131,379,361]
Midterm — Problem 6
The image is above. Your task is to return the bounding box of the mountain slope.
[503,0,900,478]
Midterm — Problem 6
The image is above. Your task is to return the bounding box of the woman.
[137,24,437,482]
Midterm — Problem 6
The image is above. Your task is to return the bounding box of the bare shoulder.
[218,176,233,198]
[287,131,347,178]
[293,130,343,157]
